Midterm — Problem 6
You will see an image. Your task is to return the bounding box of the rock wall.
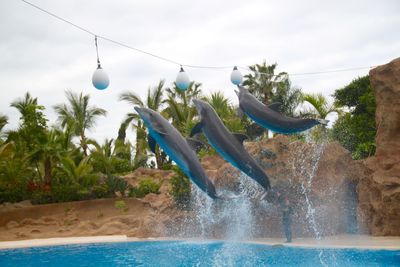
[358,57,400,235]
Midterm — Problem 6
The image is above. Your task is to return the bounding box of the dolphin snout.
[192,99,202,111]
[134,106,142,114]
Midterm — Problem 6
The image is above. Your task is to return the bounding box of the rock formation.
[199,136,363,238]
[358,57,400,236]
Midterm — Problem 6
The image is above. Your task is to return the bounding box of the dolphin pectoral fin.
[232,133,249,145]
[148,134,157,153]
[151,120,168,136]
[268,102,283,112]
[237,106,245,118]
[186,138,206,153]
[190,122,203,137]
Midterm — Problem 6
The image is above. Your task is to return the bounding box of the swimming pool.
[0,241,399,267]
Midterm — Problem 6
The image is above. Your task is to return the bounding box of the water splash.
[188,172,263,240]
[288,133,333,266]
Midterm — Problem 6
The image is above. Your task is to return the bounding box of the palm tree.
[30,130,64,187]
[120,79,165,111]
[242,61,288,105]
[58,156,97,187]
[119,80,166,169]
[203,92,245,133]
[88,139,114,175]
[54,91,107,156]
[163,81,202,135]
[0,115,8,132]
[301,93,342,141]
[301,93,341,120]
[10,93,46,124]
[0,142,33,187]
[272,80,303,116]
[10,92,48,151]
[243,61,302,138]
[0,115,8,143]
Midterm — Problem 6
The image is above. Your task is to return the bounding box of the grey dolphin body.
[191,99,271,191]
[236,85,328,134]
[134,107,218,199]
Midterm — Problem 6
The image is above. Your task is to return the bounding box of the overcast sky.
[0,0,399,143]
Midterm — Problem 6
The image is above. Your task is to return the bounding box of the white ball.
[92,67,110,90]
[230,67,243,85]
[176,69,190,91]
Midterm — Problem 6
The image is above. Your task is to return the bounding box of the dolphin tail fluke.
[316,119,329,125]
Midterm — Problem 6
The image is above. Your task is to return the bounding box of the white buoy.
[230,66,243,85]
[176,67,190,91]
[92,66,110,90]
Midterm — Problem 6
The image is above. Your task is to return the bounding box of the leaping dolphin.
[191,99,271,191]
[235,85,328,134]
[134,107,218,199]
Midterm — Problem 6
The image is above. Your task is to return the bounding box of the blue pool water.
[0,241,399,267]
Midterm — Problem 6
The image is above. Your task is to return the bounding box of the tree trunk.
[155,147,163,169]
[81,133,87,156]
[43,157,52,187]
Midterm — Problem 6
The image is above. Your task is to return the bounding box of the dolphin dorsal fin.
[268,102,282,112]
[186,138,205,153]
[190,122,203,137]
[148,134,157,153]
[233,133,248,145]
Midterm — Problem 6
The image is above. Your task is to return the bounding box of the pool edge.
[1,235,399,251]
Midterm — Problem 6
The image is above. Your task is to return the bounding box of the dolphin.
[191,99,271,191]
[235,85,329,134]
[134,107,218,199]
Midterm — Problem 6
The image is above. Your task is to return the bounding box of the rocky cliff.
[358,57,400,236]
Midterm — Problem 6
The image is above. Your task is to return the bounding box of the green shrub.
[105,175,130,195]
[161,162,174,171]
[47,183,81,203]
[91,184,109,198]
[111,157,132,174]
[169,167,191,209]
[114,200,128,212]
[0,184,28,203]
[30,190,53,204]
[130,178,161,198]
[77,188,92,200]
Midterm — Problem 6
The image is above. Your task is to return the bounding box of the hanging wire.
[21,0,375,76]
[94,36,101,68]
[237,65,374,78]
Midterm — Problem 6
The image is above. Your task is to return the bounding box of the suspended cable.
[20,0,374,77]
[20,0,232,69]
[238,66,373,77]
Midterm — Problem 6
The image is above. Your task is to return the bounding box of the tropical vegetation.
[0,62,376,205]
[331,75,376,159]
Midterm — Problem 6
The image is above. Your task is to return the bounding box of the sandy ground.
[0,198,170,242]
[1,235,399,250]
